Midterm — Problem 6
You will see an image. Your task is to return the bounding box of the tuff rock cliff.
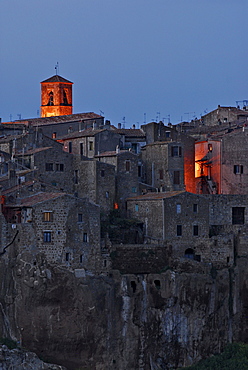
[0,247,248,370]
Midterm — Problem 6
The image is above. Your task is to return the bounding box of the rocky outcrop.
[0,344,67,369]
[1,247,248,369]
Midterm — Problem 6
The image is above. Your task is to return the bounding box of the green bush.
[181,343,248,370]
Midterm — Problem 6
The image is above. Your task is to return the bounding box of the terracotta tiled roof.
[2,113,103,126]
[41,75,73,84]
[57,128,107,141]
[15,147,52,156]
[127,191,186,201]
[111,128,145,137]
[95,150,131,158]
[18,192,65,207]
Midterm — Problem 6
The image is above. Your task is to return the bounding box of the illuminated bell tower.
[40,75,73,117]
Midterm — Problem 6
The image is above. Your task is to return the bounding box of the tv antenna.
[55,62,59,75]
[184,112,195,121]
[143,113,146,124]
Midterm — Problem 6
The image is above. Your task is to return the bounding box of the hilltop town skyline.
[1,0,247,125]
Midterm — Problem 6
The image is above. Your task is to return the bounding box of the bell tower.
[40,75,73,117]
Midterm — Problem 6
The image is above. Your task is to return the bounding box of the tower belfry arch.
[40,74,73,117]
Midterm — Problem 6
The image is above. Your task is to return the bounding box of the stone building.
[195,139,221,194]
[73,158,116,214]
[195,127,248,195]
[126,191,248,267]
[141,122,195,192]
[2,192,101,272]
[57,127,121,158]
[141,141,185,192]
[95,150,139,212]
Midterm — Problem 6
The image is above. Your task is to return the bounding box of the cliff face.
[0,249,248,370]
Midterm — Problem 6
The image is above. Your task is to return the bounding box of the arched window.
[184,248,194,259]
[47,91,54,106]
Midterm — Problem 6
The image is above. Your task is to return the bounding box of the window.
[89,141,94,151]
[43,212,53,222]
[80,254,83,263]
[193,225,199,236]
[176,204,181,214]
[101,170,105,177]
[171,146,182,157]
[208,143,213,152]
[232,207,245,225]
[173,171,180,185]
[68,142,72,153]
[43,231,51,242]
[125,160,131,172]
[132,187,137,193]
[184,248,194,259]
[193,204,198,213]
[159,169,163,179]
[165,131,171,138]
[80,143,84,155]
[83,233,88,242]
[177,225,182,236]
[74,170,79,184]
[135,204,139,212]
[234,165,243,174]
[78,213,83,222]
[52,132,57,139]
[56,163,64,172]
[45,163,53,171]
[65,252,70,261]
[138,165,142,177]
[106,191,109,198]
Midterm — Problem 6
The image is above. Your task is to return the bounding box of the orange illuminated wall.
[40,75,73,117]
[195,140,221,194]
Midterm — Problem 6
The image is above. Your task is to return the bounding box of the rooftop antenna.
[99,110,104,116]
[184,112,195,121]
[122,116,126,128]
[17,114,21,120]
[144,113,146,124]
[157,112,160,122]
[55,62,59,76]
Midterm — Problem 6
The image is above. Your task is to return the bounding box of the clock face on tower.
[40,75,73,117]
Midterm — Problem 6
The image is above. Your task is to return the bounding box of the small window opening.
[208,143,213,152]
[83,233,88,242]
[184,248,194,259]
[65,252,70,261]
[176,204,181,214]
[232,207,245,224]
[173,171,180,185]
[131,281,136,293]
[125,160,131,172]
[80,254,83,263]
[234,165,243,174]
[78,213,83,222]
[177,225,182,236]
[193,225,199,236]
[154,280,161,289]
[193,204,198,213]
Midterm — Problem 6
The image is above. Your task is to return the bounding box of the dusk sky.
[1,0,247,127]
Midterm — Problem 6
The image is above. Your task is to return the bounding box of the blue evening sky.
[0,0,247,127]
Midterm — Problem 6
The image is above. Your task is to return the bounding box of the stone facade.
[3,192,101,272]
[96,150,139,212]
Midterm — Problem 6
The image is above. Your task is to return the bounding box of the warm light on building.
[40,75,73,118]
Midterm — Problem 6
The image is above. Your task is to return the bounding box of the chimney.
[132,124,136,129]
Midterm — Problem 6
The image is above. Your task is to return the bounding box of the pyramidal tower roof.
[41,75,73,84]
